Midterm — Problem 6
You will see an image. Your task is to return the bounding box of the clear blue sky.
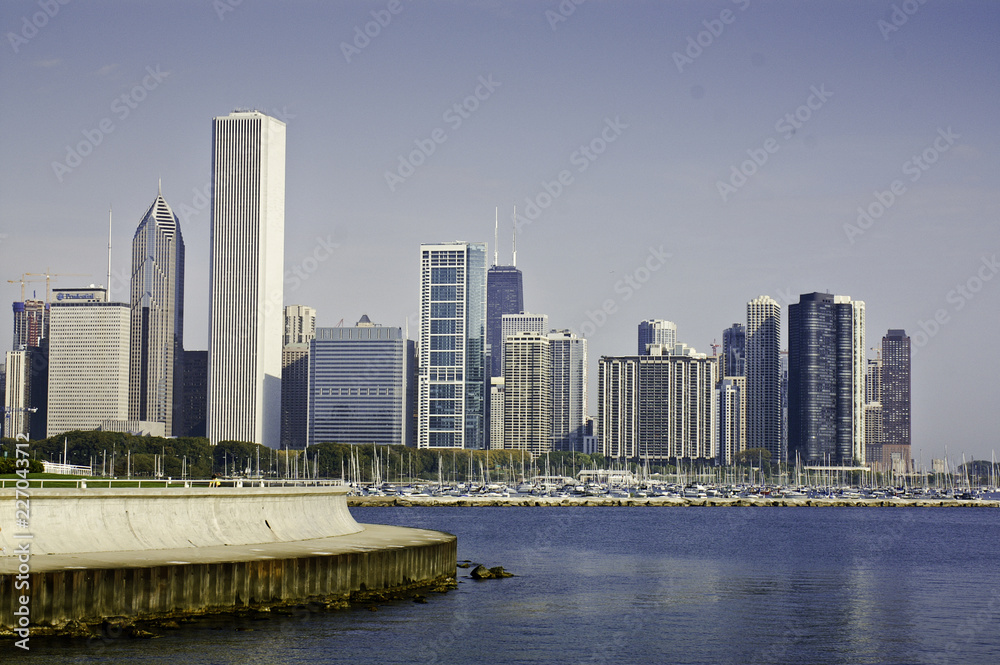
[1,0,998,463]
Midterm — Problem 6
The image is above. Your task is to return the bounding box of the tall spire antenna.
[158,177,162,196]
[107,205,113,296]
[511,204,517,267]
[494,206,499,266]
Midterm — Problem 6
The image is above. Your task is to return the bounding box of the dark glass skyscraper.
[486,265,523,378]
[788,292,866,466]
[880,329,911,468]
[722,323,745,377]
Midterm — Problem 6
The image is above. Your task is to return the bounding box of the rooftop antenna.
[107,205,112,296]
[494,206,499,266]
[511,204,517,267]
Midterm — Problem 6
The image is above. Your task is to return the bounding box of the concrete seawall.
[0,486,456,633]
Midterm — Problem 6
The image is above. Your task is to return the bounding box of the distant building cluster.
[1,110,911,471]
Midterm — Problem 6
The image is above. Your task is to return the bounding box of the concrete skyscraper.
[637,319,677,355]
[599,344,717,462]
[746,296,782,461]
[207,110,285,447]
[881,329,911,471]
[129,187,185,436]
[502,331,551,455]
[47,287,131,437]
[418,241,487,449]
[788,292,866,466]
[547,330,588,452]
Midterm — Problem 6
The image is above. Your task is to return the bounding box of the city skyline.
[1,1,998,461]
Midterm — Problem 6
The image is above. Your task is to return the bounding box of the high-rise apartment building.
[489,377,504,450]
[280,305,317,448]
[717,377,744,465]
[637,319,677,355]
[788,292,866,466]
[283,305,316,345]
[3,350,32,439]
[501,313,547,346]
[599,344,717,462]
[418,242,487,449]
[129,187,185,436]
[47,288,131,437]
[881,329,911,470]
[307,321,415,447]
[746,296,782,461]
[207,110,285,446]
[547,329,588,452]
[864,355,883,467]
[502,331,551,455]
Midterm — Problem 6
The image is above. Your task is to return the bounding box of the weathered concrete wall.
[0,529,456,630]
[0,486,362,557]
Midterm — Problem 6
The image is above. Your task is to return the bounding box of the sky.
[1,0,998,464]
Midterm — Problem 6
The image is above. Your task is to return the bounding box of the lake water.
[23,507,1000,664]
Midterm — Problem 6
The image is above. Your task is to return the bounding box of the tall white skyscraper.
[418,242,487,449]
[746,295,782,461]
[129,187,185,436]
[47,288,131,437]
[207,110,286,447]
[3,350,31,439]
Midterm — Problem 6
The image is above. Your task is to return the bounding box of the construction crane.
[25,269,90,303]
[6,274,47,302]
[710,339,721,357]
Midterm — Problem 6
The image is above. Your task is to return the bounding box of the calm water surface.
[22,507,1000,664]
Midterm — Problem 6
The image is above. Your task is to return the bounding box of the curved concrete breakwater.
[350,495,1000,508]
[0,485,456,637]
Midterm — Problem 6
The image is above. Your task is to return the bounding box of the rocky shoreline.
[349,495,1000,508]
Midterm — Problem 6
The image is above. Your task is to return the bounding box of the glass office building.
[418,242,487,449]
